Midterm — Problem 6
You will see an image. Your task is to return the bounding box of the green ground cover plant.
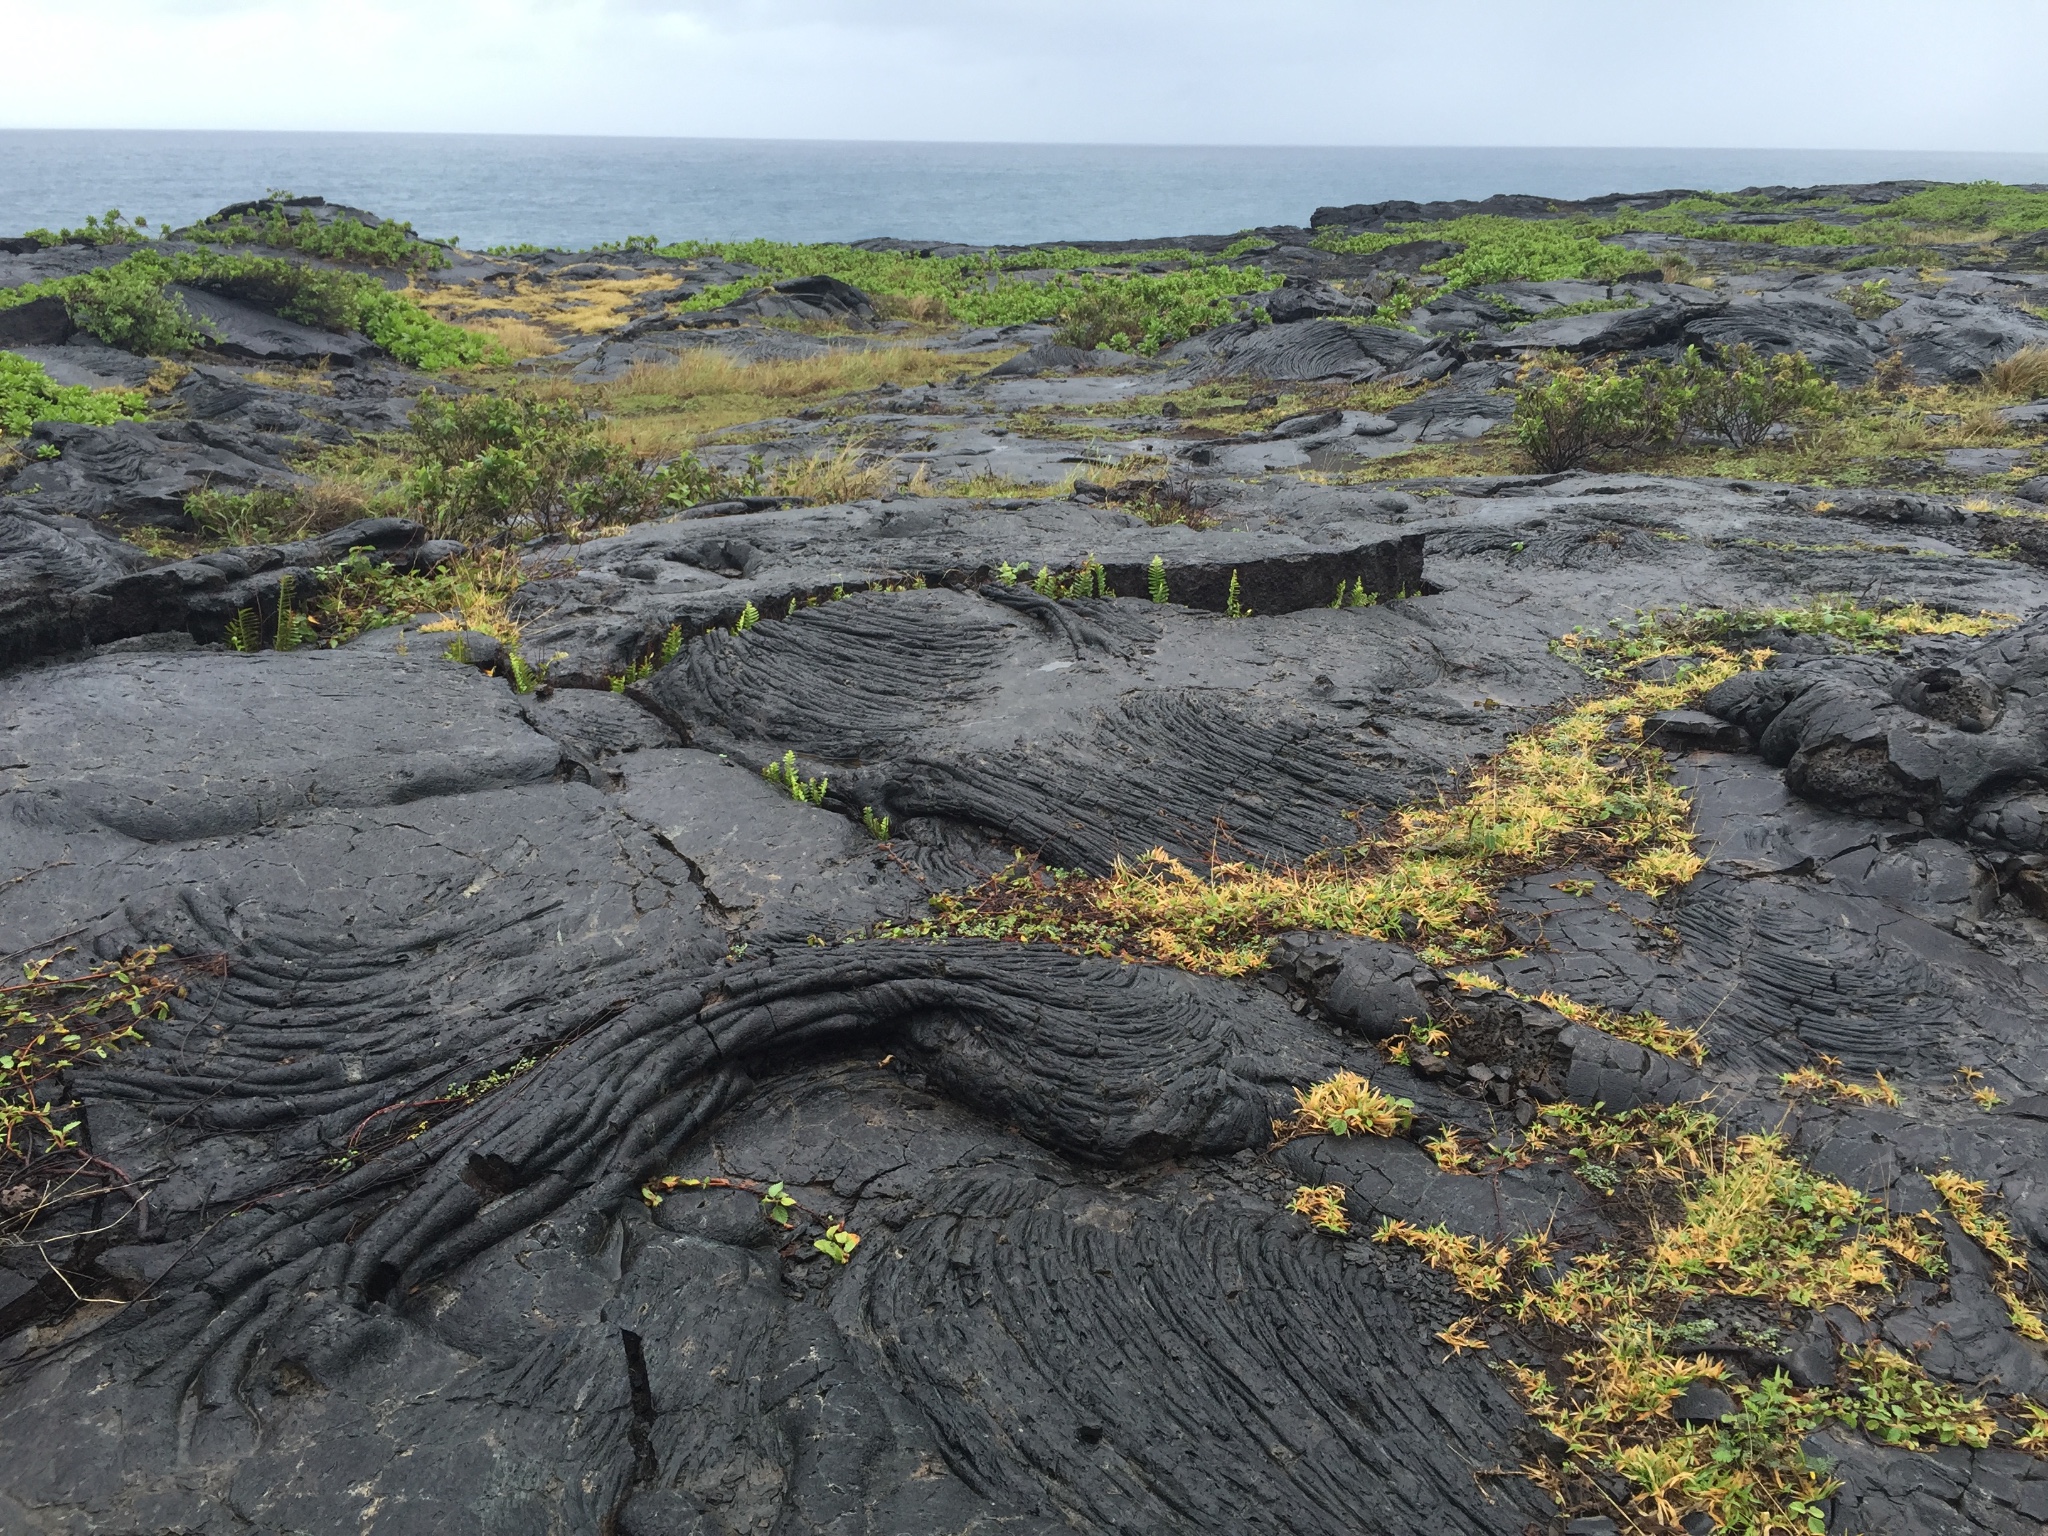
[0,251,494,369]
[891,642,1758,973]
[0,352,148,437]
[654,239,1280,352]
[307,546,528,649]
[1308,184,2048,317]
[18,209,152,248]
[183,200,446,272]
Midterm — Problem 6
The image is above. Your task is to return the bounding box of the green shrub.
[355,288,493,370]
[1309,183,2048,309]
[0,351,149,437]
[1511,345,1839,469]
[1866,180,2048,235]
[404,392,749,537]
[1838,279,1901,320]
[1660,344,1839,448]
[52,254,205,353]
[1051,279,1250,354]
[19,209,151,249]
[1511,354,1674,472]
[177,253,369,331]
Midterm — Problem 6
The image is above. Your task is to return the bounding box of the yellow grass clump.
[1986,344,2048,400]
[455,316,559,359]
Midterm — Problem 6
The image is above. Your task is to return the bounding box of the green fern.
[1148,555,1169,604]
[225,608,262,653]
[764,749,829,805]
[271,575,317,651]
[1225,569,1246,619]
[862,805,891,840]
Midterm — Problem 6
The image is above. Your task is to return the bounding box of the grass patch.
[764,441,914,502]
[600,343,1003,452]
[1987,345,2048,399]
[309,545,528,648]
[1447,971,1704,1065]
[454,315,559,360]
[1556,597,2013,677]
[417,269,679,337]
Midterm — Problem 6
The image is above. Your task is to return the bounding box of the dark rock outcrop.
[0,514,430,664]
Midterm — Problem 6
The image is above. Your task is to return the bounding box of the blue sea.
[4,133,2047,251]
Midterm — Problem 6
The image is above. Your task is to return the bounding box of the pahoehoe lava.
[6,180,2048,1535]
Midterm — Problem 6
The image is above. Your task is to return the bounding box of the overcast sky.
[3,0,2042,150]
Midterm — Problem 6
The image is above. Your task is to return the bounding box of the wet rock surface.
[5,183,2048,1535]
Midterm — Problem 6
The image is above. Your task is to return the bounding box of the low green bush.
[405,392,753,537]
[50,255,206,353]
[1050,275,1255,353]
[1838,279,1901,320]
[1511,357,1674,472]
[1511,345,1840,470]
[353,288,494,370]
[19,209,151,249]
[0,351,149,437]
[1662,344,1838,449]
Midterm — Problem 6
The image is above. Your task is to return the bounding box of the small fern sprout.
[1148,555,1169,604]
[225,607,262,652]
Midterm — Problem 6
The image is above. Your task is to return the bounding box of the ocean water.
[4,132,2048,251]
